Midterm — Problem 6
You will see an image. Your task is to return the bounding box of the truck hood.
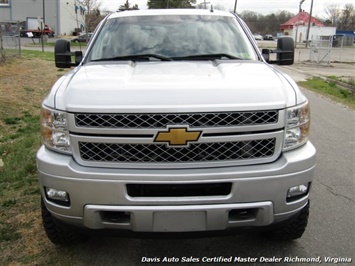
[52,61,297,113]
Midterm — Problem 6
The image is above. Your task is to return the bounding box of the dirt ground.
[0,58,57,118]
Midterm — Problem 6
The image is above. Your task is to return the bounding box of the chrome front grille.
[75,111,278,129]
[79,138,276,164]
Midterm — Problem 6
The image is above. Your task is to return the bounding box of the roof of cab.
[107,8,236,19]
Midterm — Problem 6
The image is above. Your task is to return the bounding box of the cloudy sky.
[98,0,352,19]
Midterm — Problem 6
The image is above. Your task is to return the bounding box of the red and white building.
[280,11,336,43]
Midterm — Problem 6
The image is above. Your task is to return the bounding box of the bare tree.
[339,4,354,30]
[325,3,355,30]
[325,4,341,27]
[77,0,101,37]
[213,4,226,11]
[195,3,204,9]
[239,11,260,33]
[240,10,294,36]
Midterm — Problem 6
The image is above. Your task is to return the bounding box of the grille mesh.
[79,139,275,163]
[75,111,278,129]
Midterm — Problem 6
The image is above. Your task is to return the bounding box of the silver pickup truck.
[37,9,316,245]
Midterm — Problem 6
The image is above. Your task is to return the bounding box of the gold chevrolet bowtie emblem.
[155,127,202,147]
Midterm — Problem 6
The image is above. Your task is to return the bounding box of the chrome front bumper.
[37,142,316,232]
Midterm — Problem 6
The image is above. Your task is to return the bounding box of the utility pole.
[305,0,314,48]
[233,0,238,13]
[203,0,210,9]
[41,0,45,52]
[74,0,82,51]
[43,0,46,24]
[295,0,305,48]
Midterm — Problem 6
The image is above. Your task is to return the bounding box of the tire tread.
[41,198,86,245]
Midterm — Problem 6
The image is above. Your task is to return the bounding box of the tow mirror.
[262,37,294,65]
[55,39,83,68]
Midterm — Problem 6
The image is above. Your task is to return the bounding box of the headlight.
[41,106,71,154]
[283,101,310,151]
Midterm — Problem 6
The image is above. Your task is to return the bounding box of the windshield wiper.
[172,53,243,60]
[92,54,173,62]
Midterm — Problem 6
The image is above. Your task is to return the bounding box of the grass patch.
[67,41,88,47]
[26,40,87,47]
[24,41,55,47]
[325,75,355,88]
[299,77,355,109]
[21,49,54,61]
[3,117,21,125]
[2,199,17,207]
[0,56,73,265]
[0,113,40,185]
[1,49,56,63]
[0,49,54,62]
[0,223,21,242]
[326,75,337,80]
[24,86,35,93]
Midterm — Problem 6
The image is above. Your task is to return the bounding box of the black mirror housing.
[276,37,294,65]
[55,39,83,68]
[262,37,295,66]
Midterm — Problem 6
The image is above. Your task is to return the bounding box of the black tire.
[41,197,87,245]
[264,201,310,241]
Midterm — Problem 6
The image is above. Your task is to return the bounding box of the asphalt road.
[17,37,355,265]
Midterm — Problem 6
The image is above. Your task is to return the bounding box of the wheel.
[41,197,87,245]
[264,201,310,240]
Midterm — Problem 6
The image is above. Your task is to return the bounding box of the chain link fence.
[0,21,22,62]
[309,35,346,65]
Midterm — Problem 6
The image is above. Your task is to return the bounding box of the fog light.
[287,183,309,199]
[45,187,69,202]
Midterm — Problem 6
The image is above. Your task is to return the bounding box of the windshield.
[87,15,258,61]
